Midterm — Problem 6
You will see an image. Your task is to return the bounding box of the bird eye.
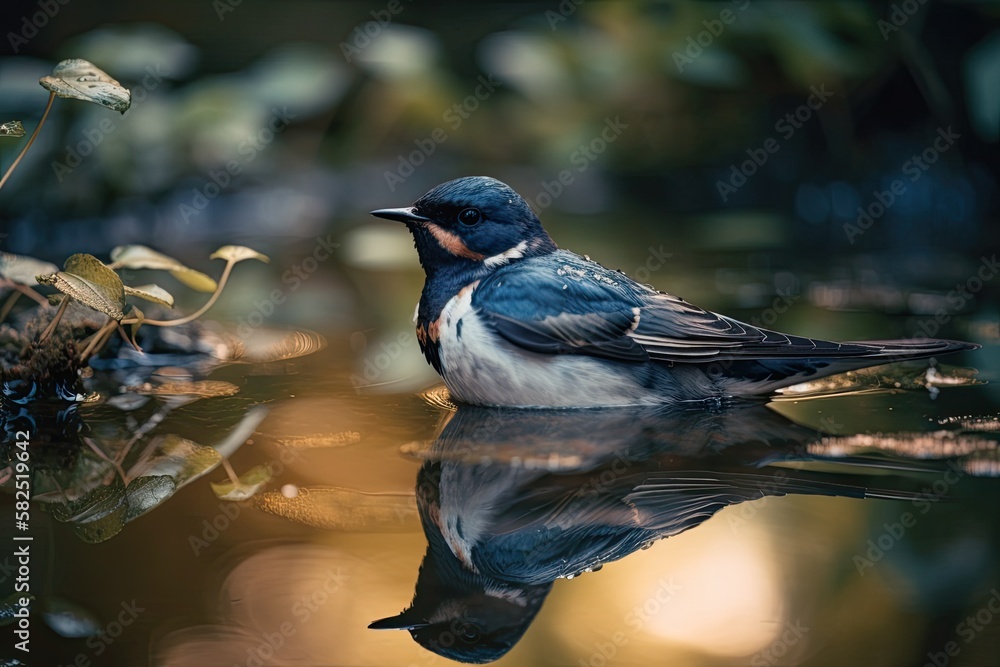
[458,208,482,226]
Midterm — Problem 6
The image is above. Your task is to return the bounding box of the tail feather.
[626,470,922,535]
[719,338,979,396]
[844,338,980,361]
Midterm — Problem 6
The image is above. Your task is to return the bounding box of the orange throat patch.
[425,223,485,261]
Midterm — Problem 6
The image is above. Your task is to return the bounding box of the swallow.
[368,404,941,663]
[371,176,978,407]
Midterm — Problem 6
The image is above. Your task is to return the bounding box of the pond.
[3,3,1000,665]
[2,233,998,667]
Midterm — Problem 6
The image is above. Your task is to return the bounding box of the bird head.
[369,527,553,663]
[368,587,547,664]
[371,176,556,277]
[368,559,552,664]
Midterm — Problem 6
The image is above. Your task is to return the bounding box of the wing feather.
[473,251,976,366]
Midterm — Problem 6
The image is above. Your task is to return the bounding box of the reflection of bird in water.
[370,403,949,663]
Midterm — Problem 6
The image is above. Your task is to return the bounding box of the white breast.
[436,286,658,407]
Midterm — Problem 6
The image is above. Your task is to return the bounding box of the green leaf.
[211,464,271,501]
[64,253,124,289]
[0,121,25,138]
[123,475,177,522]
[110,244,179,270]
[0,252,58,285]
[210,245,270,264]
[124,284,174,306]
[109,245,217,292]
[44,478,127,544]
[39,59,131,114]
[36,254,126,320]
[139,435,223,487]
[168,268,218,293]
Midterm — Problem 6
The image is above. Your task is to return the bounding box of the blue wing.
[473,251,974,366]
[472,251,649,362]
[472,250,780,364]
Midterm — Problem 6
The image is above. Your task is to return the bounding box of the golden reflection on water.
[15,338,1000,667]
[154,539,431,666]
[125,364,997,666]
[152,522,795,665]
[546,518,787,660]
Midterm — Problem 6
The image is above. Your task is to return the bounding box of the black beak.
[370,207,430,225]
[368,613,430,630]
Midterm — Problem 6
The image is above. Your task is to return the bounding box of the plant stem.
[37,294,70,343]
[221,458,240,486]
[78,318,117,362]
[120,260,235,327]
[0,92,55,191]
[115,320,141,351]
[0,291,20,322]
[1,283,50,322]
[15,283,50,307]
[82,436,128,486]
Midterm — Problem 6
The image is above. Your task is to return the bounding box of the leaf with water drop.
[39,59,131,114]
